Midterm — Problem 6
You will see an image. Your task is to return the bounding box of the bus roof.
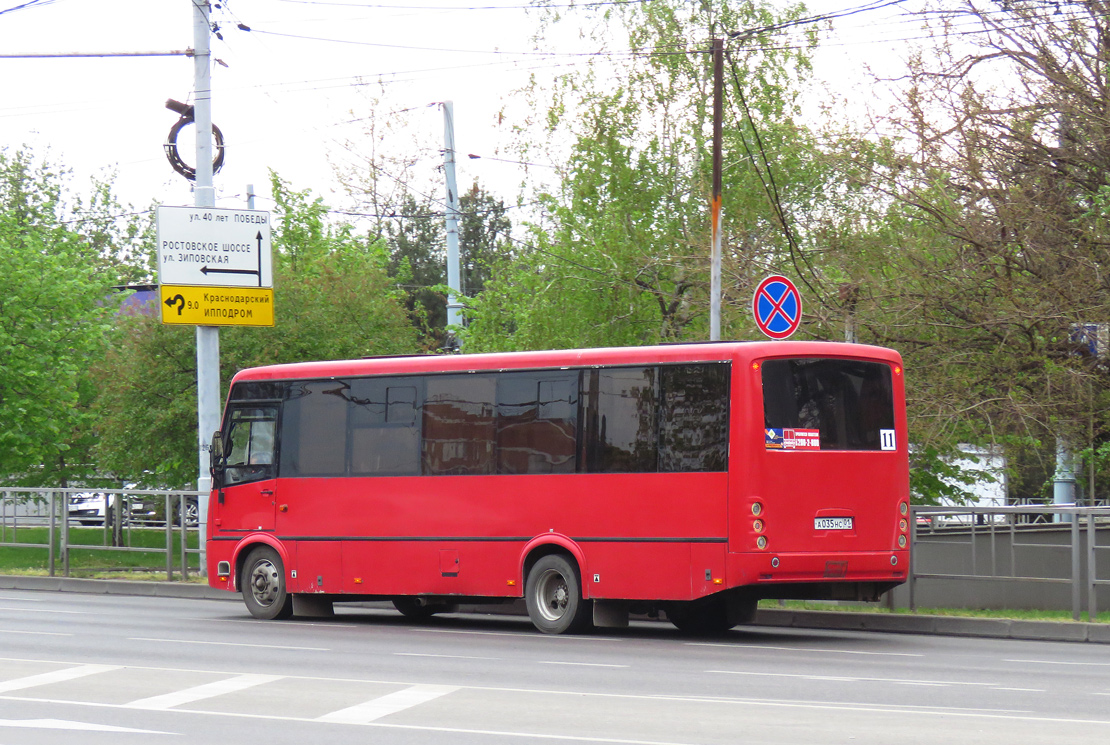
[228,340,902,384]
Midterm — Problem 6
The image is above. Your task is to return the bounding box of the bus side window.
[224,406,278,484]
[348,378,422,476]
[659,364,729,472]
[496,371,578,474]
[583,367,658,473]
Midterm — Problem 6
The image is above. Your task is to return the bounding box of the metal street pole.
[193,0,218,576]
[710,38,723,342]
[442,101,463,349]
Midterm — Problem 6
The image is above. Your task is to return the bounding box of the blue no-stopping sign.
[753,275,802,339]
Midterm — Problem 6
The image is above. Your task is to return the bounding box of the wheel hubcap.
[249,560,280,607]
[536,569,569,621]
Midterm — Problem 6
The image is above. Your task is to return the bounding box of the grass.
[0,525,201,578]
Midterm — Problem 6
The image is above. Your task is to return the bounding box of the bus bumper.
[729,549,909,589]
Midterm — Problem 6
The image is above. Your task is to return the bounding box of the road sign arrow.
[163,294,186,316]
[200,266,260,277]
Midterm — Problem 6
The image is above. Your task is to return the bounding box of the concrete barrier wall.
[889,522,1110,613]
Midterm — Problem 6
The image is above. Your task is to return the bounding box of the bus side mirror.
[210,431,225,485]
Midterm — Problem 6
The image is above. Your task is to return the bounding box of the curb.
[2,575,1105,644]
[753,608,1110,644]
[0,575,231,601]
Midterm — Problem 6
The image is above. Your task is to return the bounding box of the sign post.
[156,199,274,581]
[752,275,802,340]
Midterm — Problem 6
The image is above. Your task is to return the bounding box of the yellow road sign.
[159,285,274,327]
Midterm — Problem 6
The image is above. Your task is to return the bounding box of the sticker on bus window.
[765,428,820,450]
[880,429,896,451]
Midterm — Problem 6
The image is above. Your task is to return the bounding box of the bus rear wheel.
[393,597,459,619]
[666,595,738,635]
[241,546,293,620]
[525,554,592,634]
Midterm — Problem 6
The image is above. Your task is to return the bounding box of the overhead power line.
[0,50,192,58]
[273,0,652,10]
[0,0,57,16]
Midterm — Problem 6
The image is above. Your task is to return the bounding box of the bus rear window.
[761,358,895,451]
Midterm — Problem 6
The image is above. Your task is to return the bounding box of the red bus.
[206,341,910,634]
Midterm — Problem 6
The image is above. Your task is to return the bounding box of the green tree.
[386,193,445,342]
[840,1,1110,501]
[382,184,513,347]
[0,149,133,485]
[92,174,421,488]
[458,183,513,298]
[463,0,845,351]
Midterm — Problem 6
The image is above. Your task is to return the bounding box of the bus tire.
[393,597,459,619]
[241,546,293,620]
[525,554,592,634]
[665,596,735,635]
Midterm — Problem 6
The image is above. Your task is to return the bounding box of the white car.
[67,491,155,526]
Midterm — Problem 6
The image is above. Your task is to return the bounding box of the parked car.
[68,488,198,528]
[67,491,155,526]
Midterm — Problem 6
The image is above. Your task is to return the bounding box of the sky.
[0,0,934,222]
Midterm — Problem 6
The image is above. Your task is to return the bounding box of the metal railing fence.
[0,487,205,580]
[910,504,1110,621]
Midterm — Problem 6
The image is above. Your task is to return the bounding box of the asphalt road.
[1,590,1109,744]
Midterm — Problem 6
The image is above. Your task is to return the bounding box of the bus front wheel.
[241,546,293,620]
[525,554,592,634]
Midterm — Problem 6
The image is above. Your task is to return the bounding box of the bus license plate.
[815,517,853,531]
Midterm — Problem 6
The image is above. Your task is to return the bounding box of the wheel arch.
[519,534,588,599]
[232,536,291,592]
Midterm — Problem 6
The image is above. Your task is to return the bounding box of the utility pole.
[192,0,218,574]
[442,101,463,349]
[710,38,724,341]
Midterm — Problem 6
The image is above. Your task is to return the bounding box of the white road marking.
[395,653,500,661]
[993,687,1046,692]
[0,630,72,637]
[191,617,359,628]
[10,656,1110,740]
[0,664,120,693]
[537,661,629,668]
[0,718,173,734]
[128,637,327,651]
[1005,658,1110,667]
[126,673,283,710]
[706,669,997,687]
[0,607,89,614]
[316,683,460,724]
[690,642,923,657]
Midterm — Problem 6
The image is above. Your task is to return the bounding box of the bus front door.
[215,405,279,534]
